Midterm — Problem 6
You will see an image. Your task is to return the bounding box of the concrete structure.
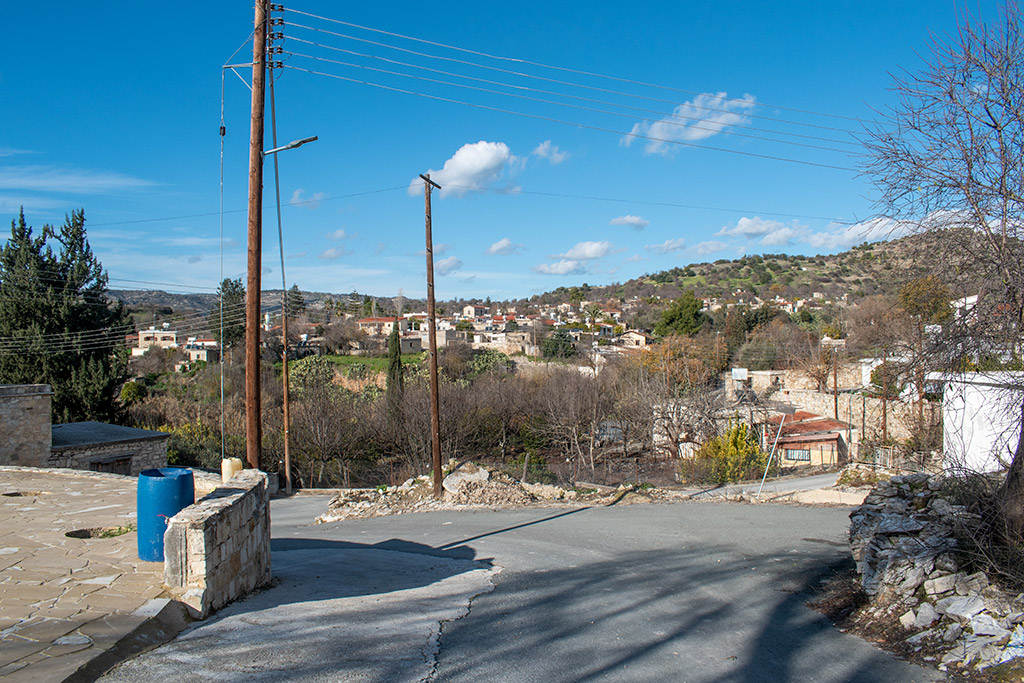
[928,372,1024,473]
[0,384,52,467]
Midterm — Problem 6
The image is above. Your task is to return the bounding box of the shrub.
[683,421,771,484]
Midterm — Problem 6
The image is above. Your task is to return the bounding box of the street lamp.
[264,133,317,496]
[263,135,318,158]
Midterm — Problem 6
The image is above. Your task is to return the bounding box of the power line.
[285,35,859,148]
[285,7,865,126]
[85,185,409,227]
[453,185,855,224]
[286,49,855,155]
[284,63,858,172]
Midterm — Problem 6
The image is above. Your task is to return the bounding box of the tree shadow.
[431,538,936,682]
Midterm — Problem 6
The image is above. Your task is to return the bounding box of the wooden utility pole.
[420,173,443,499]
[244,0,269,470]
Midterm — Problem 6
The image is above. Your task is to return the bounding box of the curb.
[63,598,192,682]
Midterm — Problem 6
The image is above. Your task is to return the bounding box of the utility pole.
[268,61,292,495]
[833,345,839,420]
[420,173,443,499]
[244,0,269,470]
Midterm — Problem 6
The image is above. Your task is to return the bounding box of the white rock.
[937,595,987,621]
[441,464,489,494]
[915,602,939,629]
[970,613,1010,639]
[900,609,917,630]
[925,574,957,596]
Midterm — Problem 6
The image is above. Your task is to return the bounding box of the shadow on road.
[432,540,932,683]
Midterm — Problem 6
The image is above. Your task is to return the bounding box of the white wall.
[933,373,1024,473]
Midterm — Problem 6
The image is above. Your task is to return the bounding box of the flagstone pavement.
[0,467,173,682]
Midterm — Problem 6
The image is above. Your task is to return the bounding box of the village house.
[356,317,411,336]
[132,325,177,357]
[766,411,850,468]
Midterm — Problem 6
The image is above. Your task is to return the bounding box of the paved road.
[103,496,940,682]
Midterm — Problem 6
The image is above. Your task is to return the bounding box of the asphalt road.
[102,496,941,682]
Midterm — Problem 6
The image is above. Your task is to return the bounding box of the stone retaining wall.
[850,474,1024,670]
[163,469,271,618]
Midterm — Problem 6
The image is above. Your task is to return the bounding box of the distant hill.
[527,231,996,307]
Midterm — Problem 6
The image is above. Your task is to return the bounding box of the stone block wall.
[0,385,52,467]
[777,388,932,443]
[49,438,167,475]
[163,469,271,618]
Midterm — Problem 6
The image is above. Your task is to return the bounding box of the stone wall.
[773,388,932,443]
[163,469,271,618]
[0,384,52,467]
[49,438,167,476]
[849,473,1024,670]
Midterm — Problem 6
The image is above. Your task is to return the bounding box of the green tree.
[208,277,245,351]
[284,284,306,318]
[654,290,708,337]
[0,209,131,423]
[386,322,403,423]
[542,328,576,358]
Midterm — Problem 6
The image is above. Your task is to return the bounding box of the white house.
[133,325,178,357]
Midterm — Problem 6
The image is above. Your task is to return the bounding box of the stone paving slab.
[0,468,173,681]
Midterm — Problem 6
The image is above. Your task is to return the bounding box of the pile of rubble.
[315,462,600,523]
[849,472,1024,671]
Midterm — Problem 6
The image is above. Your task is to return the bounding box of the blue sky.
[1,1,1002,301]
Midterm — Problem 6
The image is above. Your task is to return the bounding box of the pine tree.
[0,209,132,423]
[208,278,245,352]
[284,284,306,318]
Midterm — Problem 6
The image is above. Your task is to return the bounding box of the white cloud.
[328,228,348,240]
[692,240,728,256]
[534,259,584,275]
[623,92,756,156]
[558,240,612,260]
[807,217,912,250]
[408,141,518,198]
[488,237,523,255]
[718,216,783,238]
[435,256,462,275]
[760,226,803,246]
[532,140,569,164]
[0,148,34,157]
[610,215,649,230]
[0,165,156,194]
[319,247,345,261]
[645,238,687,254]
[290,189,326,208]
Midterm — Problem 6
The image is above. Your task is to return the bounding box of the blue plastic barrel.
[137,467,195,562]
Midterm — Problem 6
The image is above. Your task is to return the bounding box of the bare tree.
[862,4,1024,531]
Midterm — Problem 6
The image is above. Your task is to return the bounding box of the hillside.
[528,231,996,308]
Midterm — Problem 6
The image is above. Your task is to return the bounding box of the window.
[784,448,810,462]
